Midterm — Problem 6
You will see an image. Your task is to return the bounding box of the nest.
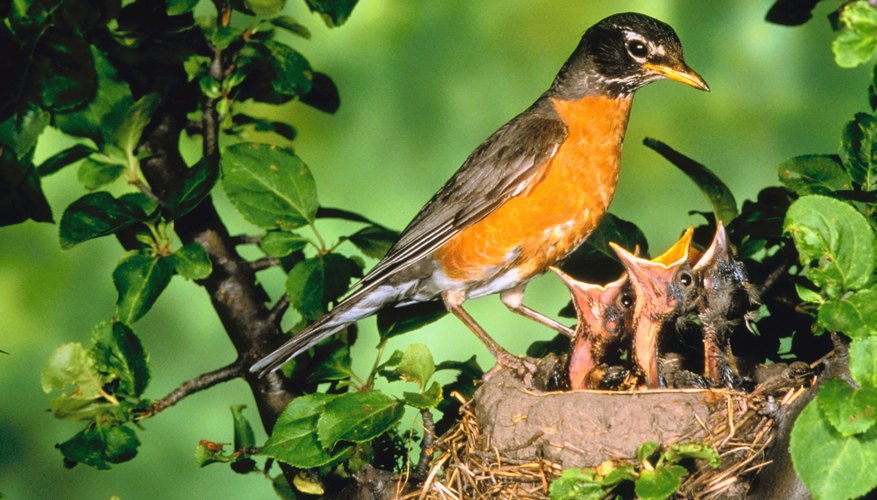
[406,356,820,500]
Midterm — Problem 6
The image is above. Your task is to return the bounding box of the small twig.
[141,360,243,418]
[130,178,160,204]
[415,409,437,479]
[250,256,280,272]
[268,293,290,326]
[231,234,262,246]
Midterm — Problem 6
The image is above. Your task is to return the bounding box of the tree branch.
[250,256,280,272]
[142,360,243,417]
[414,409,436,479]
[268,293,290,326]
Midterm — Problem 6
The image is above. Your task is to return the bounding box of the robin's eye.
[626,40,649,59]
[620,293,634,308]
[679,271,694,288]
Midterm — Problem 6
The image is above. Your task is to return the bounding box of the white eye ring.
[626,39,649,59]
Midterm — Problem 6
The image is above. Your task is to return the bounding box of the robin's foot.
[484,352,538,384]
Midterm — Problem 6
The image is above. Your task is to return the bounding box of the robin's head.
[552,12,709,99]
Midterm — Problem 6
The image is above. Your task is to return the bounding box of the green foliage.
[113,252,175,325]
[285,253,362,320]
[549,441,719,500]
[221,142,318,231]
[41,320,151,469]
[833,1,877,68]
[59,192,150,249]
[784,195,875,296]
[778,155,851,195]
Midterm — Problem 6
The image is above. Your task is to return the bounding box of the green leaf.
[833,1,877,68]
[377,301,447,340]
[245,0,285,16]
[113,253,175,325]
[41,343,110,420]
[559,212,648,285]
[259,230,309,257]
[58,424,140,470]
[549,468,605,500]
[850,336,877,388]
[316,390,404,449]
[635,465,688,500]
[111,93,161,156]
[784,195,876,295]
[167,0,199,15]
[396,343,435,390]
[76,157,125,190]
[796,283,825,304]
[59,192,149,249]
[307,343,353,383]
[790,398,877,500]
[90,321,151,397]
[269,16,311,38]
[664,442,720,468]
[818,288,877,339]
[403,380,443,409]
[644,137,738,225]
[346,225,398,259]
[163,158,218,219]
[171,242,212,280]
[0,148,53,226]
[286,254,361,320]
[261,393,352,468]
[195,440,232,467]
[778,155,851,195]
[0,105,50,157]
[33,30,97,112]
[231,114,298,141]
[841,113,877,191]
[637,441,660,463]
[38,144,96,177]
[264,40,313,97]
[230,405,256,450]
[304,0,358,27]
[221,142,318,230]
[818,379,877,437]
[54,49,134,146]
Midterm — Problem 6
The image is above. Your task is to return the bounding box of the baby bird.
[610,228,698,387]
[552,268,636,390]
[691,222,757,388]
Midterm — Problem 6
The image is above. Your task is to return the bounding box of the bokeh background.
[1,1,871,498]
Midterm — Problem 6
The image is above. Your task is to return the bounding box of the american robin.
[610,228,699,387]
[690,223,758,387]
[557,227,694,389]
[250,12,708,377]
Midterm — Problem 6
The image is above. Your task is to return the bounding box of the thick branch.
[414,409,436,479]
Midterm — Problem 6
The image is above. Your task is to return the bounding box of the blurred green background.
[0,1,870,498]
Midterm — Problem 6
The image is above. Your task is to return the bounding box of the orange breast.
[436,95,633,283]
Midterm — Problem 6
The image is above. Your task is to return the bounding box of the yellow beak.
[644,62,710,91]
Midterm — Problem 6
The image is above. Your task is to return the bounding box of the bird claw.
[484,353,538,385]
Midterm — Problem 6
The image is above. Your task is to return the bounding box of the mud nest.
[407,354,823,500]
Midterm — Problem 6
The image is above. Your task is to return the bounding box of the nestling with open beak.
[691,222,758,388]
[610,228,699,388]
[552,268,636,390]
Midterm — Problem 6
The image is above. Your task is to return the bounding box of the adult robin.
[250,12,708,377]
[557,228,694,390]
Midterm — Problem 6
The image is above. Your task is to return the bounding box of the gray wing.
[352,99,567,293]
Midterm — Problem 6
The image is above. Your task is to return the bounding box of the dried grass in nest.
[411,367,817,500]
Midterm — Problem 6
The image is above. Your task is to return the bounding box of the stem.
[413,409,436,479]
[308,221,328,253]
[250,256,280,272]
[365,338,388,388]
[142,361,243,418]
[267,293,290,326]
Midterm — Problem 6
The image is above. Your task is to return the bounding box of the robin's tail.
[249,289,387,377]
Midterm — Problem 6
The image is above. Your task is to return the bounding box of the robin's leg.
[442,289,537,378]
[500,285,575,338]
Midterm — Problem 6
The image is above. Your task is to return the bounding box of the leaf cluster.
[549,441,719,500]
